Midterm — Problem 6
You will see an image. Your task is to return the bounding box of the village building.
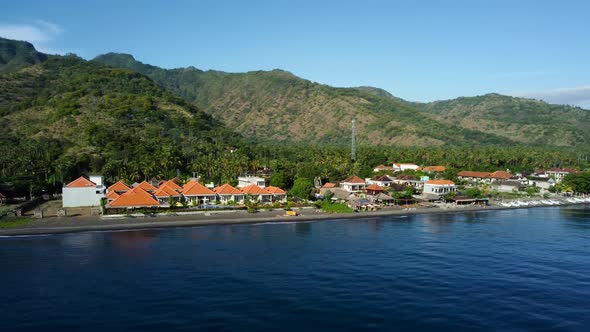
[181,180,217,205]
[108,180,131,194]
[492,180,525,193]
[134,180,158,193]
[330,188,352,203]
[366,175,393,187]
[62,175,106,208]
[340,176,367,193]
[457,171,492,182]
[546,168,576,182]
[373,164,394,172]
[366,184,385,196]
[423,180,457,196]
[488,171,513,181]
[240,184,273,203]
[238,176,266,188]
[105,190,120,203]
[213,183,245,204]
[266,186,287,202]
[109,187,160,208]
[153,185,182,204]
[392,175,424,188]
[529,177,555,190]
[392,163,420,172]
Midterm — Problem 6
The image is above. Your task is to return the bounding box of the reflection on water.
[1,206,590,331]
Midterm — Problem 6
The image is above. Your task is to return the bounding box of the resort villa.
[62,175,106,208]
[392,163,420,172]
[340,176,367,193]
[423,180,457,196]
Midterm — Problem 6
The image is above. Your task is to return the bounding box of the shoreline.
[1,200,588,237]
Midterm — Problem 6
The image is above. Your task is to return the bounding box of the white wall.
[63,187,105,207]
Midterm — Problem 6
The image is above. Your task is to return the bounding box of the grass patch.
[316,201,354,213]
[0,217,34,229]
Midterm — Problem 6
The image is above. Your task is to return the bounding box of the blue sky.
[1,0,589,108]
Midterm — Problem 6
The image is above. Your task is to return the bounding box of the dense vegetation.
[1,38,589,198]
[94,53,590,147]
[0,37,48,74]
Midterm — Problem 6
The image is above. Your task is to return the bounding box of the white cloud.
[0,21,64,54]
[513,86,590,109]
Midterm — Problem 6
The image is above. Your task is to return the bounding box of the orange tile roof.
[343,176,365,184]
[162,179,182,190]
[240,184,272,195]
[458,171,491,178]
[322,182,336,188]
[421,166,446,172]
[109,187,160,207]
[181,180,216,196]
[135,181,158,192]
[213,183,242,195]
[266,186,286,195]
[489,171,512,179]
[106,191,120,200]
[108,180,130,192]
[153,185,181,198]
[366,184,385,191]
[66,176,97,188]
[426,180,456,185]
[374,164,394,170]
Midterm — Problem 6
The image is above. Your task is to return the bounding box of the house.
[488,171,513,181]
[105,191,120,203]
[373,164,394,172]
[240,184,273,203]
[366,175,393,187]
[366,184,385,196]
[238,176,266,188]
[546,168,576,182]
[340,176,366,193]
[109,187,160,208]
[266,186,287,202]
[457,171,491,182]
[181,180,217,205]
[134,181,158,193]
[419,166,446,173]
[62,175,106,208]
[108,180,131,194]
[492,180,525,193]
[153,185,182,204]
[529,177,555,190]
[213,183,245,204]
[393,163,420,172]
[423,180,457,196]
[392,175,424,188]
[330,188,352,203]
[160,179,182,191]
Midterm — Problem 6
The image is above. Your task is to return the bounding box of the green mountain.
[0,54,241,188]
[0,37,48,73]
[94,53,589,147]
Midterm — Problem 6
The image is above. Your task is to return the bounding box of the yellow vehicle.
[286,210,298,216]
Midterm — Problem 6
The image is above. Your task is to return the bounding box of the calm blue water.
[1,206,590,331]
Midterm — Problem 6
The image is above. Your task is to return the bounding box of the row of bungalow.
[62,176,287,208]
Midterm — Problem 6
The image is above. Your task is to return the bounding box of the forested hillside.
[95,53,590,147]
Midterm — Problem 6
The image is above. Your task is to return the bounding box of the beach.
[1,198,588,236]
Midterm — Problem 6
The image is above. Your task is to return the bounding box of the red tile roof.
[420,166,446,172]
[162,179,182,190]
[322,182,337,188]
[181,180,216,196]
[266,186,286,195]
[426,180,456,185]
[108,180,130,192]
[457,171,491,178]
[213,183,242,195]
[396,174,417,180]
[370,175,392,182]
[342,176,365,184]
[240,184,272,195]
[66,176,97,188]
[366,184,385,191]
[106,191,120,200]
[153,185,181,198]
[135,181,158,192]
[109,187,160,207]
[489,171,512,179]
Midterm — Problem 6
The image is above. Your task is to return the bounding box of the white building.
[238,176,266,188]
[422,180,457,196]
[340,176,366,193]
[62,175,106,207]
[393,163,420,172]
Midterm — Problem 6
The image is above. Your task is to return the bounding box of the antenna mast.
[351,119,356,162]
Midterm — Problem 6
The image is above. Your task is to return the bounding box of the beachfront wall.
[63,187,106,207]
